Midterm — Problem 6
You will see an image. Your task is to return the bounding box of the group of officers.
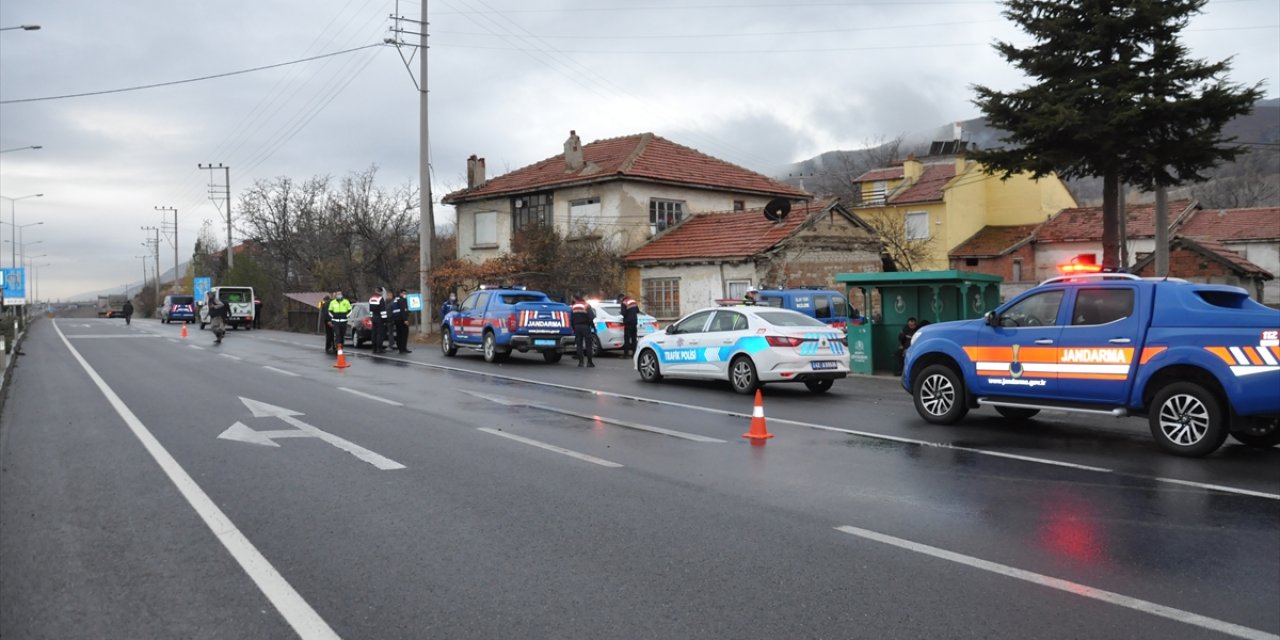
[320,287,413,355]
[569,292,641,367]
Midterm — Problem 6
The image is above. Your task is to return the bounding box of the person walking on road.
[207,291,228,344]
[391,288,412,354]
[616,292,640,357]
[571,293,596,368]
[122,299,134,326]
[327,290,353,353]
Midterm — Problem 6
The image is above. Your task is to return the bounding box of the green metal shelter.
[835,270,1003,374]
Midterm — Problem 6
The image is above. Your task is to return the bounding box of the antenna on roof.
[763,198,791,223]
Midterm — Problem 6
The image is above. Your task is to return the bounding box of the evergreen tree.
[970,0,1263,268]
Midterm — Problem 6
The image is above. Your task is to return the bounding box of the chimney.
[903,153,923,180]
[564,130,584,172]
[466,154,486,188]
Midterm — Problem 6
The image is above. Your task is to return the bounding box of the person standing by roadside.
[122,299,134,326]
[253,297,263,329]
[207,291,228,344]
[616,292,640,357]
[570,293,596,368]
[319,293,333,352]
[894,317,919,376]
[440,292,457,322]
[368,287,388,353]
[327,290,352,352]
[392,288,412,354]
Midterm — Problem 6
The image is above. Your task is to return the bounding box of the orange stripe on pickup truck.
[1139,346,1166,365]
[1244,347,1264,365]
[1205,347,1236,365]
[963,346,1059,363]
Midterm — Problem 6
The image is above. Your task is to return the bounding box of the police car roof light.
[1040,273,1141,286]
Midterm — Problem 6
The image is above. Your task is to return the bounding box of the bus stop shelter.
[834,270,1002,374]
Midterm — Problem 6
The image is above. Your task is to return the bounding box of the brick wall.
[948,243,1035,284]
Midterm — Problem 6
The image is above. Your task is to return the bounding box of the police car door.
[658,310,715,376]
[1055,286,1140,404]
[454,292,488,345]
[973,288,1066,398]
[704,309,750,378]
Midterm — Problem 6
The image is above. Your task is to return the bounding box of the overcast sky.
[1,0,1276,300]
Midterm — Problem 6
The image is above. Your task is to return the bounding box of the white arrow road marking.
[461,390,724,443]
[222,398,406,470]
[835,525,1278,640]
[478,428,622,467]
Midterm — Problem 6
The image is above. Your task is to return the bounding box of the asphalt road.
[2,317,1277,639]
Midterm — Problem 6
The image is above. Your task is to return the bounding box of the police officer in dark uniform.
[570,293,595,367]
[617,292,640,357]
[369,287,387,353]
[391,288,412,354]
[320,293,333,352]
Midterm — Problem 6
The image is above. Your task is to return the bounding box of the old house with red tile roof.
[1177,207,1280,303]
[849,151,1077,270]
[1131,236,1274,301]
[623,199,881,318]
[442,131,810,262]
[947,223,1041,296]
[1033,199,1200,282]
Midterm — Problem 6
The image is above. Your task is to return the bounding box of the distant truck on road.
[97,294,127,318]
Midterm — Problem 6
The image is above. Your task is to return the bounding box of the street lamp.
[0,145,42,154]
[5,239,43,277]
[0,25,41,31]
[31,262,52,308]
[0,193,43,268]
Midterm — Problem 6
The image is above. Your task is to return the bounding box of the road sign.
[405,293,422,312]
[0,268,26,305]
[194,277,212,302]
[217,397,405,470]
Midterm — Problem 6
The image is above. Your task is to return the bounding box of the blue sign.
[1,267,26,305]
[194,277,212,303]
[405,293,422,312]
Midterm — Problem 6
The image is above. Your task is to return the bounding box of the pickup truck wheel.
[637,349,662,382]
[1149,382,1227,457]
[913,364,968,425]
[804,379,834,394]
[543,351,562,364]
[995,407,1040,420]
[441,328,457,357]
[729,356,759,395]
[482,332,507,363]
[1229,418,1280,448]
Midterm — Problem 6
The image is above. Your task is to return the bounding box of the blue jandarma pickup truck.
[903,273,1280,457]
[441,287,575,363]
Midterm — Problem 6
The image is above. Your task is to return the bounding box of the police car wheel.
[912,364,968,425]
[637,349,662,382]
[804,379,834,394]
[1149,382,1227,457]
[482,332,507,363]
[1229,418,1280,448]
[730,356,759,395]
[995,406,1040,420]
[441,329,457,357]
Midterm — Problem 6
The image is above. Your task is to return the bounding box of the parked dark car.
[344,302,390,349]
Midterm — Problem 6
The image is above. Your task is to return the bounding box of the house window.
[650,199,685,234]
[905,211,929,240]
[964,258,979,267]
[474,211,497,247]
[869,181,888,204]
[725,280,752,300]
[1012,258,1023,282]
[513,193,553,231]
[733,200,745,211]
[568,198,600,225]
[643,277,680,318]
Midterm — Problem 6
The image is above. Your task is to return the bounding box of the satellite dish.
[763,198,791,222]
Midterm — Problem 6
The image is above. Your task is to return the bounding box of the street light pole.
[0,25,41,31]
[0,145,42,154]
[156,206,179,289]
[0,193,43,269]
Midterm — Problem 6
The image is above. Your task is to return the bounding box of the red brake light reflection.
[765,335,805,348]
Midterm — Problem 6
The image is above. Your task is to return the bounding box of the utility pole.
[156,206,179,290]
[390,0,434,336]
[135,255,149,298]
[198,163,233,271]
[1154,186,1169,277]
[141,226,160,304]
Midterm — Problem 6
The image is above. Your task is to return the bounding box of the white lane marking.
[263,366,300,377]
[282,339,1278,501]
[65,334,162,339]
[219,354,243,361]
[835,525,1278,640]
[338,387,403,407]
[477,428,623,468]
[168,338,180,343]
[461,390,724,443]
[51,320,340,639]
[189,345,205,351]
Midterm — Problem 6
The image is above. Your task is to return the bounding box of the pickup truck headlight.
[910,330,922,346]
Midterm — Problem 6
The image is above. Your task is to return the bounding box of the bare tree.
[1187,150,1280,208]
[862,210,936,272]
[803,136,907,203]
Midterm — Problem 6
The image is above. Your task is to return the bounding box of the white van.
[199,286,256,330]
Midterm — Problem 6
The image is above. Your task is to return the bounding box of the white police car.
[587,299,659,353]
[634,306,849,394]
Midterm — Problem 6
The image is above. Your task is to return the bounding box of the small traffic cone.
[180,322,188,338]
[333,343,350,369]
[742,389,774,441]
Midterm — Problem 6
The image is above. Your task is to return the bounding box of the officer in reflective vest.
[571,293,596,368]
[617,293,640,357]
[327,290,353,353]
[369,287,388,353]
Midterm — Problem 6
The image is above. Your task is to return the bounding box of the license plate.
[534,339,556,347]
[811,361,839,370]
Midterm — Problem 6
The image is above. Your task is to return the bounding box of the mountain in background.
[68,260,190,302]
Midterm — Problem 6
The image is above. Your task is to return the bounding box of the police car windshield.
[500,293,549,304]
[756,310,828,327]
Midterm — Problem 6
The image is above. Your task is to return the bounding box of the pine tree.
[970,0,1263,268]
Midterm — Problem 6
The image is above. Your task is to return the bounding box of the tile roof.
[442,133,809,204]
[888,163,957,205]
[624,200,835,263]
[1134,236,1273,279]
[853,167,904,183]
[1037,200,1196,243]
[949,224,1040,258]
[1178,207,1280,242]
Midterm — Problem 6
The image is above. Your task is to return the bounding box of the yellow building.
[852,152,1077,270]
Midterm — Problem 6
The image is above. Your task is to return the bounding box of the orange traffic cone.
[333,343,350,369]
[180,322,188,338]
[742,389,774,441]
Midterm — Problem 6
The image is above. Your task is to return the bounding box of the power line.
[0,43,384,105]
